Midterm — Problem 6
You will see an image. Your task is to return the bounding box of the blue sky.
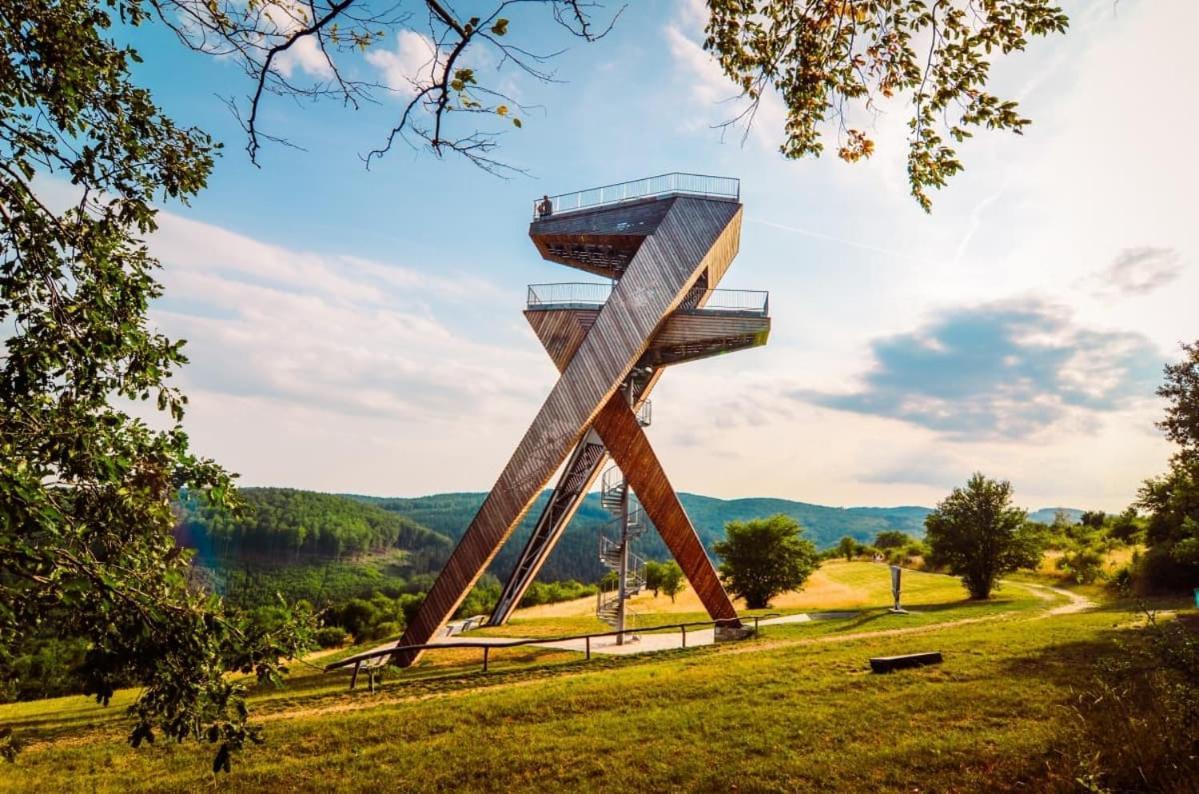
[112,0,1197,510]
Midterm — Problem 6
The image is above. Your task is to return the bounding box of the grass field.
[0,562,1190,793]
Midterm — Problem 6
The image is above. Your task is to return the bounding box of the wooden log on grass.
[869,652,943,673]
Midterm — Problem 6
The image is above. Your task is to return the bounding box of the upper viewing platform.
[529,172,744,279]
[532,172,740,221]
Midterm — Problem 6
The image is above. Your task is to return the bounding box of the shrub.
[874,530,913,549]
[1066,608,1199,791]
[518,579,597,608]
[313,627,348,648]
[1055,543,1107,584]
[332,598,380,640]
[369,621,403,642]
[1134,545,1198,593]
[837,536,857,562]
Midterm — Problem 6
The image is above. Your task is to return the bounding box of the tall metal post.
[615,379,635,646]
[616,471,630,645]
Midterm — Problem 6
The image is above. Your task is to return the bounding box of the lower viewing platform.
[524,282,771,370]
[526,282,770,317]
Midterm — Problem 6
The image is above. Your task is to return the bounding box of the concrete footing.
[714,625,754,642]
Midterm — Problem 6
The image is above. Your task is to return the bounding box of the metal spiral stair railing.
[595,464,647,630]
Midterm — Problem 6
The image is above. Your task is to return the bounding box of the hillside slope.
[173,488,1083,591]
[175,488,453,606]
[349,491,935,583]
[177,487,451,562]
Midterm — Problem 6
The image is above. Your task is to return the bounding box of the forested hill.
[175,487,452,564]
[173,488,1083,588]
[347,491,937,583]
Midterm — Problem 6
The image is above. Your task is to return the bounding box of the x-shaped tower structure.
[394,173,770,665]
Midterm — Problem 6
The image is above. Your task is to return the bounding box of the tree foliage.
[1156,340,1199,457]
[874,530,913,549]
[837,534,858,561]
[1137,340,1199,591]
[517,578,596,608]
[659,560,686,603]
[152,0,623,173]
[705,0,1069,209]
[176,487,451,561]
[138,0,1065,204]
[0,0,311,767]
[715,514,818,609]
[923,473,1041,598]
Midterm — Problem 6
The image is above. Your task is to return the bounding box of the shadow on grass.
[824,598,1020,632]
[991,625,1131,689]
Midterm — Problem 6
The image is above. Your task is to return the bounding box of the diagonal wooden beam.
[391,198,743,666]
[590,394,739,623]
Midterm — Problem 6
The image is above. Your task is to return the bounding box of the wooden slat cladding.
[524,309,598,372]
[504,313,766,622]
[591,395,739,622]
[393,197,743,665]
[488,430,608,624]
[487,364,668,625]
[702,209,743,287]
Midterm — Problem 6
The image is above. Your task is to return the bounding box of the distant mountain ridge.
[176,488,1083,587]
[345,491,1081,583]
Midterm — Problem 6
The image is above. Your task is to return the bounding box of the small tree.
[659,562,686,604]
[715,515,819,609]
[643,561,665,597]
[1137,340,1199,590]
[874,530,913,550]
[924,473,1043,599]
[837,535,858,562]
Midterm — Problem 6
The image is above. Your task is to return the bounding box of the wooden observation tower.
[394,173,770,665]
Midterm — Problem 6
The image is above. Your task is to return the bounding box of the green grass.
[1,563,1181,793]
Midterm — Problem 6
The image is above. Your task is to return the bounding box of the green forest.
[175,487,1086,609]
[347,490,946,584]
[176,488,452,563]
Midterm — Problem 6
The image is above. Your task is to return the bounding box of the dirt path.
[1020,582,1095,615]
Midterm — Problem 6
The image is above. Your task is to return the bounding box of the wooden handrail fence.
[327,613,782,691]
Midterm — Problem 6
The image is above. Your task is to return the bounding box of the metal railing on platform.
[326,613,781,690]
[533,172,740,219]
[680,288,770,317]
[527,281,612,309]
[526,283,768,316]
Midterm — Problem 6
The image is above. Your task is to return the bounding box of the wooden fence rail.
[327,613,782,690]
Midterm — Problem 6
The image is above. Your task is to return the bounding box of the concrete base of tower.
[714,624,754,642]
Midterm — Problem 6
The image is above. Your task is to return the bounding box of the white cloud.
[275,34,333,79]
[262,5,333,79]
[126,205,560,494]
[148,209,536,421]
[366,30,439,94]
[662,24,785,150]
[1084,247,1184,299]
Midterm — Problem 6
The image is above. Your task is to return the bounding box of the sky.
[104,0,1198,511]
